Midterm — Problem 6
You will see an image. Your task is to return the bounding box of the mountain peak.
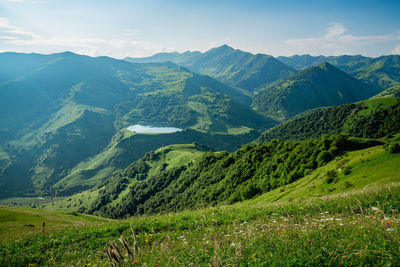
[315,61,334,70]
[208,44,235,53]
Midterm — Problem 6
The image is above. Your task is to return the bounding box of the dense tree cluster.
[258,98,400,142]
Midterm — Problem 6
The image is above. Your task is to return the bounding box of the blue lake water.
[127,124,183,133]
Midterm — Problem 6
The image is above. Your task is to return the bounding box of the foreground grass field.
[1,144,399,266]
[1,184,399,266]
[0,206,110,244]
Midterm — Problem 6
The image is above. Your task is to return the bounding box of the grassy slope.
[373,84,400,98]
[0,206,109,244]
[251,144,400,204]
[1,142,399,265]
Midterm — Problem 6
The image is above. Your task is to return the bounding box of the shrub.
[389,143,400,154]
[342,166,351,175]
[325,170,337,184]
[344,181,354,189]
[317,151,333,167]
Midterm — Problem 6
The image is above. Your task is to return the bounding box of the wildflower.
[285,249,289,254]
[132,260,139,264]
[211,237,215,241]
[307,240,311,244]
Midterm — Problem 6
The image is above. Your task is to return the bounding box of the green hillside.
[58,134,384,218]
[0,52,275,198]
[257,97,400,143]
[252,62,380,121]
[278,54,400,89]
[126,44,296,93]
[1,140,399,266]
[373,84,400,98]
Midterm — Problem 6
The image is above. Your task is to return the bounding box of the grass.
[251,144,400,204]
[1,184,399,266]
[0,206,109,244]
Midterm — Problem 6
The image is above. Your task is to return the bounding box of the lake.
[127,124,183,134]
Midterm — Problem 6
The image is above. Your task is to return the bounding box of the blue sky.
[0,0,399,58]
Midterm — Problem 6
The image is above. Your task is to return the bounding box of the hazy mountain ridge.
[278,54,400,89]
[125,45,297,93]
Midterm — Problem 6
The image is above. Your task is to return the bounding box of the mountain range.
[0,45,398,200]
[125,45,296,94]
[0,51,274,197]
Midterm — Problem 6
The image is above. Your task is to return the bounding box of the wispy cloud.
[284,22,400,56]
[392,45,400,55]
[0,17,39,39]
[0,17,169,58]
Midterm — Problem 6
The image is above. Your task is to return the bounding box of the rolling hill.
[252,62,380,120]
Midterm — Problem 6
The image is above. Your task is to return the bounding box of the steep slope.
[257,97,400,143]
[252,62,380,120]
[373,84,400,98]
[0,52,275,198]
[278,54,400,89]
[125,45,296,94]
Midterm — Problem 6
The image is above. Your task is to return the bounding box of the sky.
[0,0,399,58]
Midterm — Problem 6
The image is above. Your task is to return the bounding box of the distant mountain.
[252,62,381,121]
[373,84,400,98]
[125,45,296,94]
[0,52,275,197]
[278,54,400,89]
[256,97,400,143]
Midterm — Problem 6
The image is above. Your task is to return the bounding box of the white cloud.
[392,45,400,54]
[284,22,400,56]
[0,17,38,39]
[0,17,169,58]
[325,23,346,38]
